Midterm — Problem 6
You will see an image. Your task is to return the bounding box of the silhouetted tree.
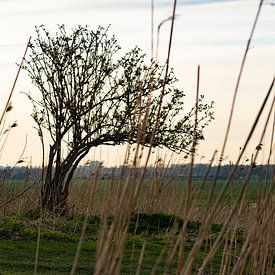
[24,25,214,214]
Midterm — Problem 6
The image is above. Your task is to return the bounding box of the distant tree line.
[1,163,274,181]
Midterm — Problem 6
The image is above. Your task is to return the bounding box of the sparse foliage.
[24,25,214,213]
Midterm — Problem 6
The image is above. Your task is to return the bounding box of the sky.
[0,0,274,167]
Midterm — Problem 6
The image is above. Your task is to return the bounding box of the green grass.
[0,239,94,274]
[0,212,232,274]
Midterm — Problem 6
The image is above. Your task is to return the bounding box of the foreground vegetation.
[0,212,234,274]
[0,175,274,274]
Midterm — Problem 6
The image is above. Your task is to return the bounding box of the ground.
[0,212,228,274]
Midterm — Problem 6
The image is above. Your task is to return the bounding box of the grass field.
[0,175,273,274]
[1,177,267,219]
[0,212,232,274]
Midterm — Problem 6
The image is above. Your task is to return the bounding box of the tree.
[24,25,214,214]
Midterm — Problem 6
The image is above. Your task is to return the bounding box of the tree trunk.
[41,146,90,215]
[41,177,67,215]
[41,144,68,215]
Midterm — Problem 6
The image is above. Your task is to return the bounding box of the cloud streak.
[5,0,241,16]
[179,0,239,5]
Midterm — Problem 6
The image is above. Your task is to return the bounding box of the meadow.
[0,0,274,274]
[0,172,274,274]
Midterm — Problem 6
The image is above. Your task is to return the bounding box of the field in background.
[0,176,267,218]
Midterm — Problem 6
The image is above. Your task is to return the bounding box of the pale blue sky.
[0,0,274,166]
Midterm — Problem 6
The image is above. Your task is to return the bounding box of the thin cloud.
[179,0,240,5]
[8,1,150,15]
[151,0,240,8]
[8,0,241,16]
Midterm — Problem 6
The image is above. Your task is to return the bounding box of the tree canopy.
[24,25,214,213]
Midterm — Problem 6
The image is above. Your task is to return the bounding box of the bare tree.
[24,25,214,214]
